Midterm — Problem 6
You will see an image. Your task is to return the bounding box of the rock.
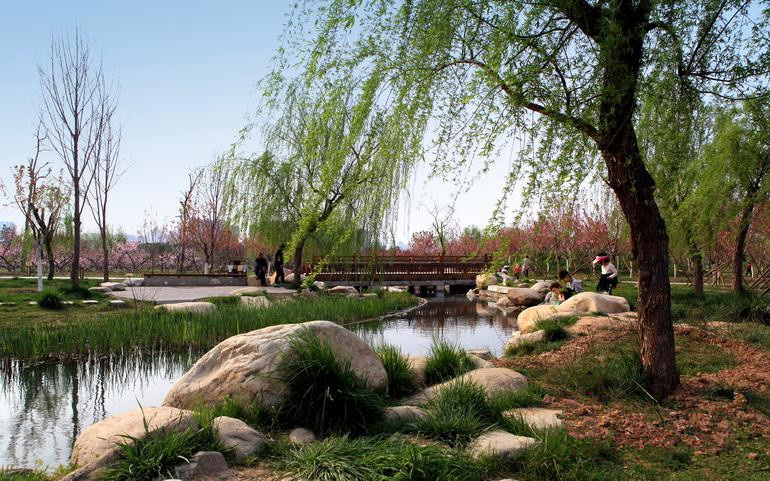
[88,286,111,294]
[516,305,573,333]
[100,282,126,291]
[475,273,498,289]
[28,301,37,305]
[530,281,555,294]
[469,355,494,369]
[402,367,528,405]
[566,315,617,335]
[213,416,267,462]
[108,300,127,308]
[407,355,428,385]
[467,349,493,361]
[504,407,563,430]
[557,292,630,314]
[466,289,477,301]
[163,320,387,409]
[174,451,228,480]
[284,272,306,284]
[328,285,359,295]
[288,427,317,445]
[383,405,427,424]
[506,288,544,306]
[505,330,546,350]
[488,285,511,294]
[469,430,539,459]
[154,302,216,314]
[81,300,98,305]
[123,277,143,286]
[62,301,74,305]
[231,287,267,296]
[315,281,327,290]
[240,296,271,309]
[496,296,513,308]
[71,407,198,466]
[59,450,121,481]
[518,283,530,288]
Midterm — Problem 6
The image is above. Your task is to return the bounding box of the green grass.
[725,322,770,350]
[675,337,738,376]
[273,435,488,481]
[276,329,385,436]
[36,288,63,310]
[376,344,419,398]
[423,339,475,385]
[0,471,50,481]
[0,292,417,361]
[536,315,578,341]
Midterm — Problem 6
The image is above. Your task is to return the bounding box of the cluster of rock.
[87,280,142,295]
[65,319,553,478]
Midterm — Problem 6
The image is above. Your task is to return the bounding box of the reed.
[0,293,416,361]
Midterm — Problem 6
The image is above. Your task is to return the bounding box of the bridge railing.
[302,255,491,282]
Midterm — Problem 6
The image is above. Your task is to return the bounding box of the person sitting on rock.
[544,282,564,305]
[593,253,618,295]
[558,269,583,299]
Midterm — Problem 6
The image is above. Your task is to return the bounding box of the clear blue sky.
[0,0,511,242]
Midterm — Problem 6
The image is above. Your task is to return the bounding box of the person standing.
[274,244,286,285]
[593,253,618,295]
[255,252,268,286]
[522,256,531,278]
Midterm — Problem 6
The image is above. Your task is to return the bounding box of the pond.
[0,297,516,470]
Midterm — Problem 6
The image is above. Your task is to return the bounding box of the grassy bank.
[0,292,417,361]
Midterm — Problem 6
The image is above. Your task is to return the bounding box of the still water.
[0,298,515,469]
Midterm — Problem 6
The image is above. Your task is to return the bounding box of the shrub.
[424,339,474,385]
[417,380,501,445]
[535,315,578,342]
[277,329,385,435]
[61,285,92,299]
[37,288,63,310]
[376,344,419,398]
[276,435,487,481]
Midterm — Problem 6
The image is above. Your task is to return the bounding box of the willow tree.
[230,81,410,288]
[273,0,769,397]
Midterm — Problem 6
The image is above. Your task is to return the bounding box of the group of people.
[544,253,618,305]
[501,256,532,279]
[253,244,286,287]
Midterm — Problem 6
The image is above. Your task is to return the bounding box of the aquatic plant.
[423,339,474,385]
[376,344,419,398]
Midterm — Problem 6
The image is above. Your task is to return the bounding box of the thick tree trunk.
[292,239,306,289]
[691,253,704,297]
[45,235,55,281]
[732,202,754,293]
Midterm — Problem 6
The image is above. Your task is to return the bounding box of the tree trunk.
[732,202,755,294]
[71,183,81,288]
[101,232,109,282]
[691,253,704,297]
[45,234,56,281]
[292,239,306,289]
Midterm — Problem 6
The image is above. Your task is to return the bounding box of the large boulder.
[506,288,544,307]
[402,367,528,405]
[516,305,562,333]
[469,430,539,459]
[557,292,630,314]
[213,416,268,462]
[231,287,266,296]
[475,273,498,289]
[505,329,547,351]
[383,405,427,424]
[154,302,216,314]
[504,407,563,430]
[328,285,359,295]
[100,282,126,291]
[530,281,555,294]
[88,286,111,294]
[71,407,198,467]
[163,320,387,409]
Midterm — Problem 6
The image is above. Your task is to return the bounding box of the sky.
[0,0,514,244]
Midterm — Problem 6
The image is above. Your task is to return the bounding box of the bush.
[104,413,227,481]
[417,380,501,445]
[424,339,474,385]
[376,344,419,398]
[61,285,92,299]
[37,288,63,310]
[277,329,385,435]
[276,435,487,481]
[712,294,770,325]
[535,315,578,342]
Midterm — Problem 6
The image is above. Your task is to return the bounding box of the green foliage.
[712,294,770,325]
[277,329,385,436]
[535,315,578,342]
[676,338,738,376]
[376,344,419,398]
[194,396,282,434]
[488,383,545,412]
[423,339,474,385]
[0,292,417,361]
[275,435,487,481]
[204,295,240,307]
[37,288,63,310]
[416,380,501,445]
[0,471,51,481]
[104,414,227,481]
[60,285,92,300]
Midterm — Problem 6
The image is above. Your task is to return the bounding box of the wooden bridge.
[302,255,491,296]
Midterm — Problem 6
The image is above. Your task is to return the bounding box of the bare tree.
[87,118,124,281]
[192,161,231,273]
[9,124,70,283]
[39,28,116,288]
[426,202,457,257]
[138,209,168,273]
[175,169,203,273]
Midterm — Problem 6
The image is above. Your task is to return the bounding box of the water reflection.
[0,298,514,470]
[0,351,196,470]
[355,297,516,357]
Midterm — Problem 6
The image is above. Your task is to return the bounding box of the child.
[558,269,583,299]
[593,253,618,295]
[513,263,522,279]
[544,282,564,305]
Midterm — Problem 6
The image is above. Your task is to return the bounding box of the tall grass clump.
[104,413,228,481]
[417,380,501,445]
[277,329,384,436]
[710,294,770,325]
[0,292,417,361]
[424,339,474,385]
[276,435,487,481]
[194,396,281,434]
[37,288,63,310]
[535,315,578,342]
[488,382,545,412]
[376,344,418,398]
